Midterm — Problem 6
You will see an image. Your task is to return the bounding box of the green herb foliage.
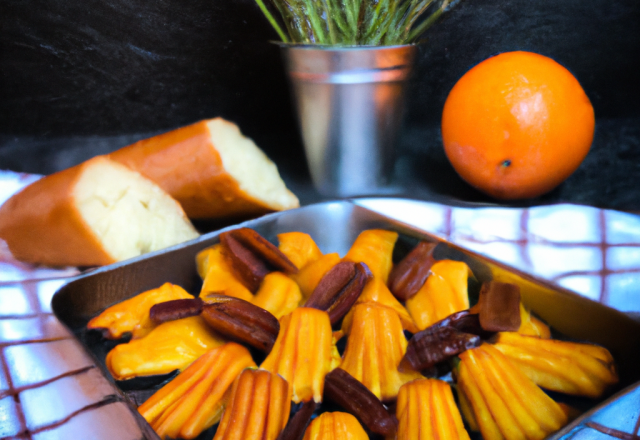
[254,0,459,45]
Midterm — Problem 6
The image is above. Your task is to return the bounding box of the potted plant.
[253,0,461,196]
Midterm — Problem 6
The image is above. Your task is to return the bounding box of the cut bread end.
[207,119,300,212]
[74,158,199,262]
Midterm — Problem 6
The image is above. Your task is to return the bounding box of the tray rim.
[55,198,640,324]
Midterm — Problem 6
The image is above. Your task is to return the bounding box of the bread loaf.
[0,156,199,266]
[110,118,299,219]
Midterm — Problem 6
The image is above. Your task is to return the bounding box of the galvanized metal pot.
[279,44,417,197]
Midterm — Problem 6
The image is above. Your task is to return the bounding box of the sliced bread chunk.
[110,118,299,219]
[0,156,199,267]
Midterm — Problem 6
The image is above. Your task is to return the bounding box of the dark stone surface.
[1,0,639,209]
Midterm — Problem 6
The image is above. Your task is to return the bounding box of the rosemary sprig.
[256,0,460,45]
[254,0,290,42]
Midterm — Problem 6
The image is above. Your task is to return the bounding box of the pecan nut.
[276,400,317,440]
[388,241,437,301]
[220,228,299,292]
[323,368,397,436]
[432,309,490,338]
[220,231,271,292]
[305,262,371,325]
[399,326,481,372]
[231,228,298,274]
[149,298,204,324]
[306,261,356,309]
[201,295,280,352]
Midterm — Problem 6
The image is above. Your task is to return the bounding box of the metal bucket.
[280,44,417,197]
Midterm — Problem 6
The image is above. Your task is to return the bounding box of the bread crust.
[110,119,282,219]
[0,158,116,267]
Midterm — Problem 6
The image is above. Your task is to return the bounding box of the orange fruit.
[441,51,595,200]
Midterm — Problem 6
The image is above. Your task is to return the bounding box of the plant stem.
[261,0,458,45]
[355,0,367,42]
[328,0,350,40]
[254,0,290,42]
[383,0,412,43]
[406,3,443,42]
[301,0,328,43]
[343,0,360,42]
[322,0,338,44]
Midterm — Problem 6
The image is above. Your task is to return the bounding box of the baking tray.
[52,200,640,440]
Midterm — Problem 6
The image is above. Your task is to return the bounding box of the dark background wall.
[1,0,639,208]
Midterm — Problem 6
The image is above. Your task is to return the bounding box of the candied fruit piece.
[277,232,323,270]
[87,282,192,339]
[457,343,568,440]
[213,368,291,440]
[106,316,226,380]
[492,332,618,398]
[389,241,437,301]
[293,252,342,299]
[340,303,422,401]
[397,378,471,440]
[343,229,398,283]
[261,307,335,403]
[252,272,303,319]
[302,412,368,440]
[196,246,215,279]
[341,277,418,334]
[406,260,471,330]
[139,342,255,439]
[518,304,551,338]
[198,244,254,301]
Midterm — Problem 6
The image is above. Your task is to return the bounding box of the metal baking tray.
[52,200,640,440]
